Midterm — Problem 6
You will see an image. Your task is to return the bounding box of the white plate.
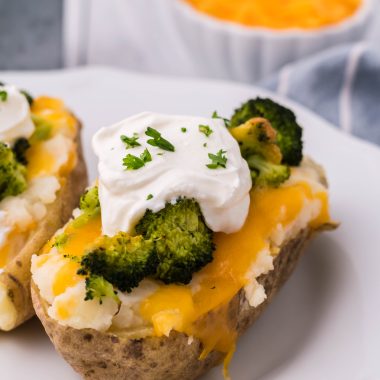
[0,67,379,380]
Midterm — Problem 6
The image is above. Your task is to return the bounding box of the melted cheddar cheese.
[50,217,102,297]
[140,182,330,360]
[26,97,77,180]
[185,0,361,29]
[63,216,102,258]
[26,141,56,180]
[31,97,77,138]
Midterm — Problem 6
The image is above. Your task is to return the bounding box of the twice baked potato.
[31,99,336,379]
[32,220,333,379]
[0,87,87,331]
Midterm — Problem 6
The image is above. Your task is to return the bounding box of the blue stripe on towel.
[259,43,380,147]
[350,50,380,143]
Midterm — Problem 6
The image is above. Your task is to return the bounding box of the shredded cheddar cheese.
[185,0,362,29]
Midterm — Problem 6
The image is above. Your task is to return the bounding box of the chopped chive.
[140,148,152,163]
[206,149,227,169]
[145,127,175,152]
[212,111,230,127]
[199,124,213,137]
[123,154,145,170]
[123,148,152,170]
[120,133,141,149]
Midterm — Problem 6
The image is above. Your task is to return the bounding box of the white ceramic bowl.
[169,0,374,82]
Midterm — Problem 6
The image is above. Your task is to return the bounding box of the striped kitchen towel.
[260,43,380,146]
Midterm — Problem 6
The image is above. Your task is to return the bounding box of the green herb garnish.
[146,194,153,200]
[140,148,152,163]
[120,134,141,149]
[203,142,207,147]
[0,91,8,102]
[199,124,213,137]
[123,148,152,170]
[145,127,175,152]
[181,127,187,133]
[212,111,230,127]
[123,155,145,170]
[206,149,227,169]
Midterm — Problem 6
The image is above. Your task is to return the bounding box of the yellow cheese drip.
[25,141,56,180]
[50,216,102,297]
[62,216,102,258]
[185,0,361,29]
[26,96,78,180]
[55,297,77,320]
[52,260,83,297]
[140,182,330,366]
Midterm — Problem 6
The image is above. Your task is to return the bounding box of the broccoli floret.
[0,142,27,201]
[229,116,289,187]
[229,117,282,164]
[136,198,215,285]
[52,233,68,250]
[72,186,100,227]
[84,275,120,304]
[30,115,52,142]
[12,138,31,165]
[80,186,100,214]
[230,98,303,166]
[247,155,290,187]
[79,198,214,292]
[79,233,157,293]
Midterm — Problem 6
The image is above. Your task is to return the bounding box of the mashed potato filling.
[32,161,331,355]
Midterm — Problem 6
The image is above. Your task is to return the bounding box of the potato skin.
[32,224,334,380]
[0,122,88,331]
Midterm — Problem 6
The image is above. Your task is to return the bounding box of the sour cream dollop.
[0,85,34,144]
[93,112,252,236]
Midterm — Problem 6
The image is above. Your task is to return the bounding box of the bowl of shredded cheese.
[169,0,373,82]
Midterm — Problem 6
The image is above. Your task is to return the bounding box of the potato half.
[32,221,334,379]
[0,122,88,331]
